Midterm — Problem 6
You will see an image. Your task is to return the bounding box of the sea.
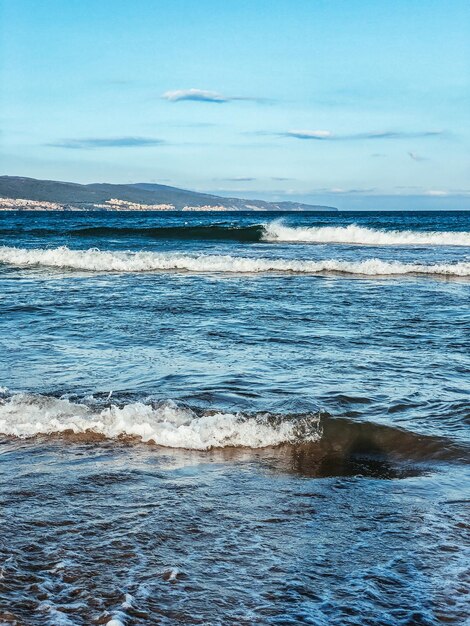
[0,210,469,626]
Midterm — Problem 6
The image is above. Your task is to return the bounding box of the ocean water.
[0,210,469,625]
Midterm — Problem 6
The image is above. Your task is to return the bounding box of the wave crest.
[0,393,322,449]
[0,246,468,276]
[262,222,470,246]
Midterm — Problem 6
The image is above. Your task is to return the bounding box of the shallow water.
[0,210,469,625]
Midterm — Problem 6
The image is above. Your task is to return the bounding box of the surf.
[0,245,469,277]
[3,221,470,247]
[1,391,467,463]
[0,393,322,449]
[261,221,470,246]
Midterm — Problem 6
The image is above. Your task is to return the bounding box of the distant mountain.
[0,176,336,211]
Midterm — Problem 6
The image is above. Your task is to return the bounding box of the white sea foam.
[0,246,468,276]
[262,222,470,246]
[0,394,321,449]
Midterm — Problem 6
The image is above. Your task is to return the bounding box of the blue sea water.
[0,210,469,625]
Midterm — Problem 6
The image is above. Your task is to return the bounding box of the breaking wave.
[3,222,470,246]
[261,222,470,246]
[1,391,468,463]
[0,393,322,449]
[0,246,469,276]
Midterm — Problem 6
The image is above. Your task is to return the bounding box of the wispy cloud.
[162,88,267,103]
[295,187,377,195]
[48,137,165,149]
[282,130,446,141]
[397,187,470,196]
[284,130,333,140]
[424,189,470,197]
[326,187,377,194]
[425,189,449,196]
[218,176,257,182]
[163,89,227,103]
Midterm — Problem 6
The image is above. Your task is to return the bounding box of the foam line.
[262,222,470,246]
[0,246,468,276]
[0,394,321,449]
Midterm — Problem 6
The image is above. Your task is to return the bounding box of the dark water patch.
[85,471,140,485]
[317,416,470,464]
[0,223,267,242]
[71,224,266,242]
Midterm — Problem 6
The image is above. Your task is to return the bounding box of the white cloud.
[282,130,445,141]
[328,187,376,194]
[286,130,332,140]
[162,89,268,104]
[162,89,228,103]
[49,137,165,149]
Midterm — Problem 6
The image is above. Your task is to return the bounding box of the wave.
[0,225,259,240]
[0,245,469,276]
[0,224,263,240]
[3,222,469,246]
[0,224,263,241]
[262,222,470,246]
[1,392,467,464]
[70,224,265,242]
[0,393,321,449]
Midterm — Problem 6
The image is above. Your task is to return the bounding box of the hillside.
[0,176,336,211]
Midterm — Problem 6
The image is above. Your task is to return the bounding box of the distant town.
[0,197,235,212]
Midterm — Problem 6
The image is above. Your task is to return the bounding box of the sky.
[1,0,469,209]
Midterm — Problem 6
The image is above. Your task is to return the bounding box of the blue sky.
[1,0,469,208]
